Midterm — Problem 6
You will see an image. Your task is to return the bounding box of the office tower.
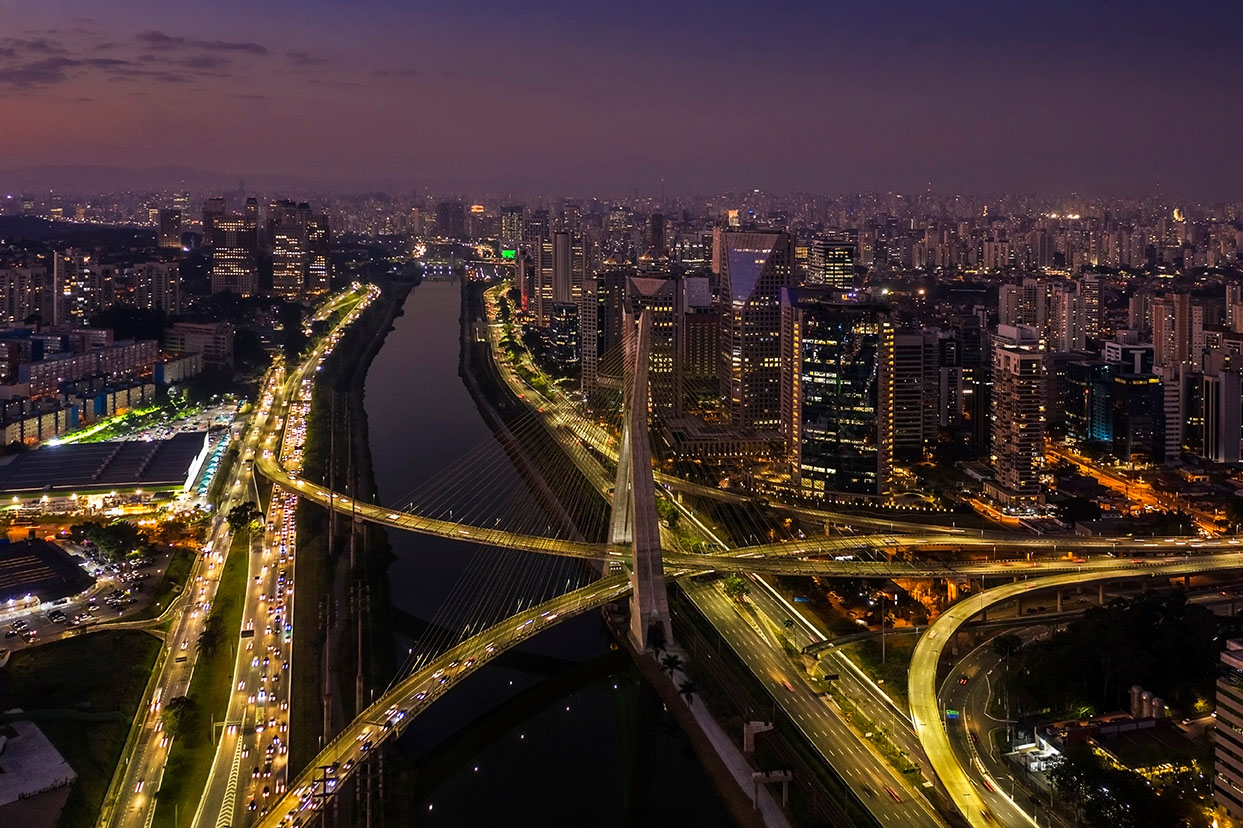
[934,330,965,428]
[888,329,931,462]
[306,214,331,294]
[580,274,598,398]
[1150,292,1199,368]
[173,191,190,213]
[437,201,466,239]
[202,197,226,239]
[559,203,582,237]
[718,230,795,429]
[647,213,667,256]
[158,209,182,249]
[500,206,525,251]
[1202,369,1242,463]
[272,218,309,297]
[781,288,890,498]
[990,324,1046,507]
[244,197,259,233]
[53,248,114,326]
[1064,360,1114,444]
[132,261,181,314]
[548,303,580,370]
[627,275,682,418]
[210,216,258,296]
[1112,373,1165,463]
[805,238,855,289]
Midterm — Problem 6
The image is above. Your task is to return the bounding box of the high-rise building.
[306,213,331,294]
[0,265,54,324]
[157,209,182,249]
[627,275,681,418]
[209,216,258,297]
[272,219,308,297]
[989,324,1046,507]
[1215,639,1243,821]
[890,329,931,462]
[718,230,794,429]
[781,288,890,498]
[437,201,466,239]
[202,197,226,240]
[548,303,580,370]
[1202,369,1242,463]
[1112,373,1165,463]
[53,249,114,326]
[132,261,181,314]
[805,238,855,289]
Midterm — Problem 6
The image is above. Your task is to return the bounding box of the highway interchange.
[87,276,1240,828]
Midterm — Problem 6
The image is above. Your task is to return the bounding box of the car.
[959,676,969,685]
[885,785,902,803]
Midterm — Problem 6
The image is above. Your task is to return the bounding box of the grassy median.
[0,630,161,828]
[151,529,250,828]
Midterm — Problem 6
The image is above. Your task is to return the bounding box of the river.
[363,278,733,826]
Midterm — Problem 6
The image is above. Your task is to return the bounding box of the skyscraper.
[805,238,855,289]
[718,230,794,429]
[989,324,1046,507]
[781,288,890,498]
[210,216,258,297]
[158,208,182,249]
[437,201,466,239]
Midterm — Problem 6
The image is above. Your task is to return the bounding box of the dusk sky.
[2,0,1241,197]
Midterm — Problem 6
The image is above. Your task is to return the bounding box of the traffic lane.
[685,581,944,828]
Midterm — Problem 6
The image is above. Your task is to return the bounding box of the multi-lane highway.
[100,366,284,828]
[684,578,948,828]
[100,283,373,828]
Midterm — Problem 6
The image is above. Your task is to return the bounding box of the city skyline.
[2,0,1242,198]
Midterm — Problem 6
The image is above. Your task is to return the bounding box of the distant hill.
[0,216,156,248]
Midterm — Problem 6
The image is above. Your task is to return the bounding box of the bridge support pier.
[1099,583,1106,605]
[743,721,774,753]
[1056,590,1062,613]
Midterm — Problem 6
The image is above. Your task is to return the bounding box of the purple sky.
[1,0,1240,197]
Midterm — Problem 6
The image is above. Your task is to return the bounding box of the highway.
[684,578,947,828]
[908,555,1243,828]
[100,283,372,828]
[100,366,284,828]
[192,284,375,827]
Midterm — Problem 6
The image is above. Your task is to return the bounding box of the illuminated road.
[100,367,284,828]
[251,573,636,828]
[194,284,375,827]
[908,556,1243,828]
[685,578,947,828]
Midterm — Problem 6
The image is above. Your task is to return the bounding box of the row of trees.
[1006,591,1229,716]
[71,520,150,561]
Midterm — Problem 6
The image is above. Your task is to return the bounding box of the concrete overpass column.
[1056,590,1062,613]
[1099,583,1106,605]
[945,579,958,602]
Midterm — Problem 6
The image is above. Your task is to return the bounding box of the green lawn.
[0,631,161,828]
[839,636,916,714]
[151,530,250,828]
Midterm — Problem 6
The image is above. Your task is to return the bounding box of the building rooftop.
[0,539,93,604]
[0,432,208,495]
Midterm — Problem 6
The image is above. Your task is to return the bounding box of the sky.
[0,0,1240,198]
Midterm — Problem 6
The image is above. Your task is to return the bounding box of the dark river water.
[363,278,732,827]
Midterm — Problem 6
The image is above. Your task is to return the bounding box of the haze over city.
[3,0,1243,196]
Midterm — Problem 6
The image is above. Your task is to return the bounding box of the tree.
[161,695,197,736]
[646,621,668,655]
[1056,496,1102,524]
[197,615,222,657]
[722,574,751,604]
[655,498,680,529]
[660,654,683,677]
[1226,496,1243,533]
[227,501,262,532]
[678,679,698,707]
[72,520,149,561]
